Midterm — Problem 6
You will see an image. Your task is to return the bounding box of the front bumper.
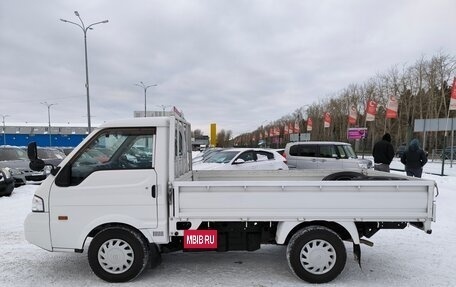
[24,212,52,251]
[24,171,47,181]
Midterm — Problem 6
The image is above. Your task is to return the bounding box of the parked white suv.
[284,141,371,169]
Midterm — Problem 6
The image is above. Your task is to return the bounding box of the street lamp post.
[60,11,108,133]
[1,114,10,145]
[41,102,56,147]
[135,82,157,117]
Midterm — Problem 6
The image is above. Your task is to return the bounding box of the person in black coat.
[401,138,427,178]
[372,133,395,172]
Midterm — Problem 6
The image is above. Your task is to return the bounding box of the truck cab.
[25,116,191,281]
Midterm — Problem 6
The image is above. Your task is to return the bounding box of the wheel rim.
[300,239,336,275]
[98,239,134,274]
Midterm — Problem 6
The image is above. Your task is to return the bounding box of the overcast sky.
[1,0,455,136]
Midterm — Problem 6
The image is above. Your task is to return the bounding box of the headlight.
[2,167,12,179]
[358,162,368,169]
[9,168,23,176]
[44,165,52,174]
[32,195,45,212]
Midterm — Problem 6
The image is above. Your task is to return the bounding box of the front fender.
[77,215,154,249]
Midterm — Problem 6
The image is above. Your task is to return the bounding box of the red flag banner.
[284,124,289,135]
[366,100,377,121]
[348,105,357,125]
[294,121,300,133]
[450,77,456,111]
[324,112,331,128]
[307,118,313,131]
[274,127,280,136]
[386,96,398,119]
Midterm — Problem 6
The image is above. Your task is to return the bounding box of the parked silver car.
[0,146,48,186]
[37,147,66,166]
[284,141,372,169]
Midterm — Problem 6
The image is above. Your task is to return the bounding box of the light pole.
[60,11,109,133]
[1,114,10,145]
[41,102,56,147]
[135,82,157,117]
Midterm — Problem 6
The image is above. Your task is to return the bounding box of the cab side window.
[69,128,155,186]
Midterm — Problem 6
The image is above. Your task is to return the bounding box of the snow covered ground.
[1,158,455,286]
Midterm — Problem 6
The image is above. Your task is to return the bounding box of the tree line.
[231,52,456,153]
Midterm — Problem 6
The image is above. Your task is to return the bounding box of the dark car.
[0,167,15,196]
[396,143,407,158]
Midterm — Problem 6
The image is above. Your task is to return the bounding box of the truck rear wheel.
[88,227,150,282]
[322,171,367,181]
[286,226,346,283]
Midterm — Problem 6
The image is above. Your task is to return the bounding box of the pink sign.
[347,128,368,140]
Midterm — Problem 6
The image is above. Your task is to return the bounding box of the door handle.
[151,185,156,198]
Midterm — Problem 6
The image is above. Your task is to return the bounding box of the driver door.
[48,128,158,249]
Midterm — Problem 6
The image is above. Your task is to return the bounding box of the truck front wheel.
[286,226,346,283]
[88,227,150,282]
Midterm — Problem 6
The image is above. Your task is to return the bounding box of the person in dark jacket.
[401,138,427,178]
[372,133,395,172]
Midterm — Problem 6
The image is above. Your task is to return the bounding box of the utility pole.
[41,102,56,147]
[135,82,157,117]
[1,114,10,145]
[61,11,109,133]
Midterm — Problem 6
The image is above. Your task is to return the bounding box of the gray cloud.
[1,0,455,135]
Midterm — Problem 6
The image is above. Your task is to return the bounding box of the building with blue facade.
[1,123,90,147]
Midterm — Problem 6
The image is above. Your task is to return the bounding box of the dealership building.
[1,122,90,147]
[2,108,206,148]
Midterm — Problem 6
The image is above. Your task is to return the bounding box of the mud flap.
[353,243,362,269]
[149,243,162,269]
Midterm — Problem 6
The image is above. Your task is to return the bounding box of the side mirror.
[55,165,71,187]
[27,142,38,160]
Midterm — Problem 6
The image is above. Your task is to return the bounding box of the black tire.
[88,227,150,282]
[322,171,367,181]
[286,226,347,284]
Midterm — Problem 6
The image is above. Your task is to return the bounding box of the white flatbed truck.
[24,115,437,283]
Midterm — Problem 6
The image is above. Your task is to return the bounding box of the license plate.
[183,230,217,249]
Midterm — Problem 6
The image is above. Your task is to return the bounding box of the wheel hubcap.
[300,239,336,275]
[98,239,134,274]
